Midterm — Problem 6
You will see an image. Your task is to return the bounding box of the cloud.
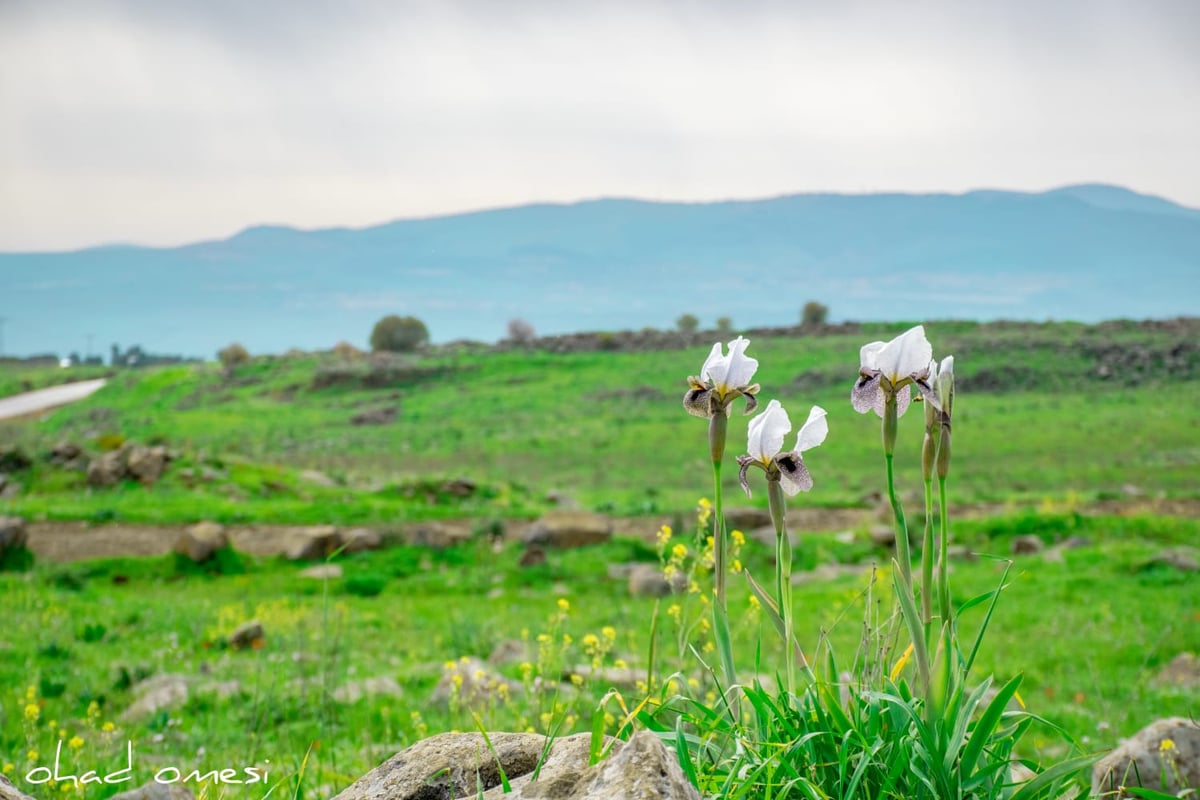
[1,0,1199,250]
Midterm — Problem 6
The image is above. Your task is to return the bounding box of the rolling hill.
[2,183,1197,359]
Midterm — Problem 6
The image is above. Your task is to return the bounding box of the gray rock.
[518,546,547,567]
[868,525,896,547]
[0,516,27,551]
[48,440,84,467]
[0,773,36,800]
[1011,534,1044,555]
[407,520,473,549]
[350,406,397,426]
[228,620,265,650]
[628,563,686,597]
[332,731,546,800]
[174,521,228,563]
[87,450,126,487]
[109,780,195,800]
[1093,717,1200,797]
[298,564,343,580]
[284,525,340,560]
[524,511,612,549]
[333,730,698,800]
[338,527,383,553]
[299,469,338,487]
[120,674,190,722]
[723,507,772,531]
[1142,548,1199,573]
[1153,652,1200,690]
[125,444,168,484]
[430,658,522,706]
[488,639,531,665]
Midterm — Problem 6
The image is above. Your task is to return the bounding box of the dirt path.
[0,378,107,420]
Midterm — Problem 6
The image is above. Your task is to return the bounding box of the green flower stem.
[767,478,796,698]
[921,477,935,632]
[937,475,952,628]
[708,414,737,692]
[884,452,912,590]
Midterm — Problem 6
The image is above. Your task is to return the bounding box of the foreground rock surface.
[1092,716,1200,797]
[333,730,699,800]
[524,511,612,548]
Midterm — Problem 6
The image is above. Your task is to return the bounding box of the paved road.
[0,378,107,421]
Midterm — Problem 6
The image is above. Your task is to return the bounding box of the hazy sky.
[2,0,1198,251]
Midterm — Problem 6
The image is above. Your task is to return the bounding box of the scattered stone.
[946,544,977,561]
[407,520,473,549]
[299,563,343,580]
[791,563,868,584]
[0,516,27,552]
[109,780,195,800]
[868,525,896,547]
[524,511,612,549]
[48,440,85,469]
[120,674,190,723]
[1141,548,1199,573]
[545,490,580,509]
[350,406,397,426]
[562,664,641,691]
[228,620,265,650]
[724,507,772,531]
[518,546,547,567]
[430,658,522,706]
[488,638,531,665]
[174,521,228,563]
[441,478,476,497]
[1062,536,1092,549]
[628,563,685,597]
[1093,717,1200,797]
[284,525,341,560]
[87,450,126,487]
[299,469,338,488]
[337,527,382,553]
[333,676,404,704]
[125,444,169,484]
[0,446,31,473]
[1011,534,1045,555]
[1153,652,1200,690]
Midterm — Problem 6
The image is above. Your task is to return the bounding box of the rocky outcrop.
[87,443,171,487]
[1093,717,1200,797]
[284,525,340,560]
[524,512,612,549]
[174,521,229,563]
[332,730,699,800]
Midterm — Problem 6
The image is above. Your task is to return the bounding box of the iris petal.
[852,373,882,415]
[794,405,828,453]
[746,399,791,461]
[776,453,814,495]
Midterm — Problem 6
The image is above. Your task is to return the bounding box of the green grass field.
[1,318,1197,798]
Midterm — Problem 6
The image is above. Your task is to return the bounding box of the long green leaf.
[961,673,1023,778]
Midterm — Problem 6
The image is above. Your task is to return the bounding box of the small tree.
[507,318,537,345]
[218,342,251,368]
[676,313,700,334]
[370,315,429,353]
[715,316,733,335]
[801,301,829,327]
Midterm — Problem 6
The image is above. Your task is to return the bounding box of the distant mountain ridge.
[2,184,1197,359]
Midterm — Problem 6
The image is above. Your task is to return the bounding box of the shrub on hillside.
[506,318,537,345]
[801,300,829,327]
[370,315,429,353]
[218,342,251,368]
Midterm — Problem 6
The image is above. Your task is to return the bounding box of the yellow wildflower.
[68,737,84,750]
[24,704,39,722]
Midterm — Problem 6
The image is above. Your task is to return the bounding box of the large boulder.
[119,674,190,723]
[0,516,27,551]
[126,445,169,485]
[0,773,36,800]
[174,521,229,563]
[524,511,612,549]
[284,525,340,560]
[332,730,699,800]
[407,520,473,549]
[338,527,383,554]
[1093,717,1200,797]
[109,781,195,800]
[87,450,126,487]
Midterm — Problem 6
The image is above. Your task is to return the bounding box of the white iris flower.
[737,399,828,496]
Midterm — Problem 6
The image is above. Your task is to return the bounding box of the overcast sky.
[2,0,1198,252]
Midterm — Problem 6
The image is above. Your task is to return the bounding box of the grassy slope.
[1,319,1197,525]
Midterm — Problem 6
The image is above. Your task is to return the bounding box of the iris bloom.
[683,336,761,419]
[737,399,828,496]
[851,325,937,418]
